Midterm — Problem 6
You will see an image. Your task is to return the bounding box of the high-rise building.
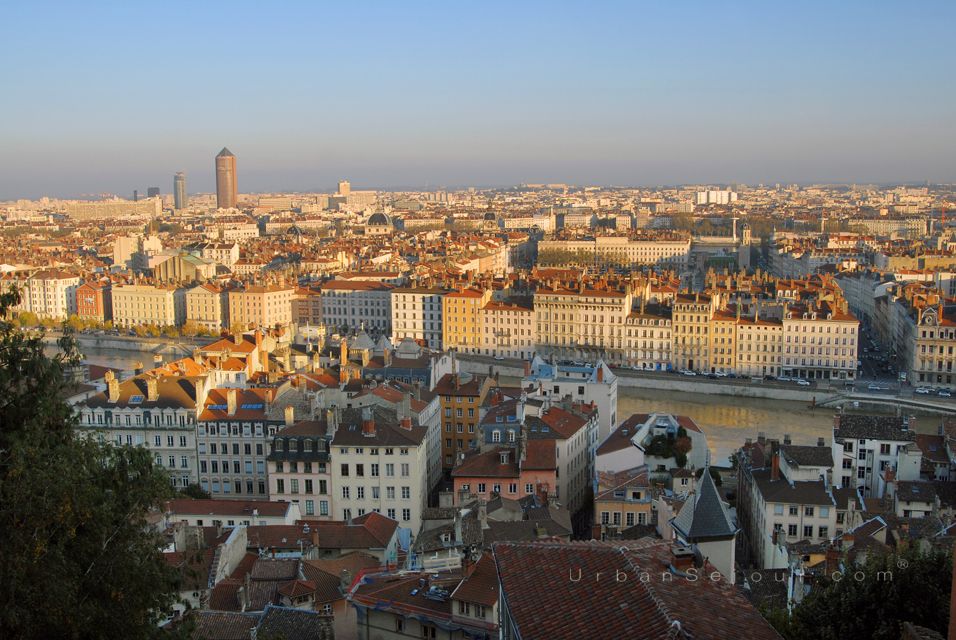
[132,189,139,202]
[215,147,237,209]
[174,172,187,209]
[147,186,160,198]
[337,180,350,197]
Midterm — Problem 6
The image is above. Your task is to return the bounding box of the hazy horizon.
[2,1,955,200]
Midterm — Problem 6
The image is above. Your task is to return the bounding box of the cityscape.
[2,3,956,640]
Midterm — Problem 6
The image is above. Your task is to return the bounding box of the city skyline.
[2,1,956,199]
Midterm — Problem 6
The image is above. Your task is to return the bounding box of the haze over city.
[2,1,956,199]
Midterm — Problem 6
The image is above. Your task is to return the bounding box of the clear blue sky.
[1,1,954,198]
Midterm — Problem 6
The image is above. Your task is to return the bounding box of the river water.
[54,342,914,464]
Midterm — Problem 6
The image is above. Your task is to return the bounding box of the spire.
[217,147,235,157]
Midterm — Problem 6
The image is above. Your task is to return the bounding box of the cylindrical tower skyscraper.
[174,171,187,209]
[215,148,237,209]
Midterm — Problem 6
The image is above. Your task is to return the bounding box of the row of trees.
[12,312,220,338]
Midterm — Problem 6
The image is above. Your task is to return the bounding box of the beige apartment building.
[391,286,447,349]
[532,283,633,359]
[185,283,228,332]
[479,300,534,359]
[780,301,858,380]
[112,283,186,328]
[27,269,80,319]
[228,284,294,329]
[672,293,715,372]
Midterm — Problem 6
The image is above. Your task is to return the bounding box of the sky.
[1,1,955,199]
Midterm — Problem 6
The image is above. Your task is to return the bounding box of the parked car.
[493,355,504,361]
[713,371,728,378]
[796,379,811,386]
[867,383,882,391]
[915,387,932,394]
[939,390,952,398]
[681,370,697,376]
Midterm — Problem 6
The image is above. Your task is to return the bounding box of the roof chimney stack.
[146,377,159,402]
[227,388,237,416]
[361,406,376,437]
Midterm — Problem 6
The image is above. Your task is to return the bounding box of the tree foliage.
[0,287,186,639]
[778,546,951,640]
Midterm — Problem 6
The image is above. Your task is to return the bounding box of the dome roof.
[367,212,391,226]
[483,211,498,221]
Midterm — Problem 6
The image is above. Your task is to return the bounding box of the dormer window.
[492,430,501,443]
[289,439,297,452]
[274,439,284,452]
[499,452,509,464]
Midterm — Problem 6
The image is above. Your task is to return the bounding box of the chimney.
[146,377,159,402]
[596,364,604,383]
[383,347,392,367]
[478,499,489,530]
[413,380,422,401]
[671,546,695,572]
[106,371,120,402]
[771,444,780,481]
[817,437,825,447]
[340,569,353,595]
[133,361,144,375]
[325,408,338,433]
[284,405,295,427]
[361,407,375,437]
[523,360,531,377]
[227,389,237,416]
[400,415,413,431]
[233,332,242,346]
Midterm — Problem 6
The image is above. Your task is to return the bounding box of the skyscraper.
[174,172,187,210]
[146,187,160,198]
[337,180,351,197]
[215,147,237,209]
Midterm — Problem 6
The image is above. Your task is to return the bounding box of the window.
[819,526,829,539]
[804,507,814,517]
[525,483,533,494]
[305,500,314,516]
[387,487,395,499]
[601,512,609,524]
[819,506,829,517]
[276,479,285,493]
[371,463,380,477]
[356,464,364,477]
[401,463,409,477]
[774,504,784,515]
[342,487,350,499]
[341,463,349,476]
[803,525,813,538]
[421,624,436,639]
[626,512,635,527]
[401,486,410,499]
[478,483,486,493]
[402,508,411,522]
[788,524,797,536]
[291,479,299,494]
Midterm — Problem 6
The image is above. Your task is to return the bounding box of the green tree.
[179,483,211,500]
[0,287,186,639]
[781,547,950,640]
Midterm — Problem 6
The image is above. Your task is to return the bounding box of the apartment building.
[525,402,599,513]
[736,315,783,378]
[738,443,837,569]
[435,373,493,469]
[537,234,691,269]
[197,386,303,499]
[623,303,672,370]
[479,300,534,359]
[442,288,491,354]
[75,280,112,323]
[328,406,429,534]
[292,286,323,328]
[390,286,447,349]
[532,282,633,362]
[781,301,859,380]
[77,369,205,489]
[320,279,393,335]
[267,420,332,518]
[523,357,617,441]
[112,283,186,328]
[27,269,80,319]
[228,284,295,330]
[672,293,715,372]
[185,283,228,331]
[831,414,920,497]
[451,438,557,506]
[593,466,654,539]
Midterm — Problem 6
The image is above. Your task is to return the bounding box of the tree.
[179,483,211,500]
[0,287,187,639]
[780,546,950,640]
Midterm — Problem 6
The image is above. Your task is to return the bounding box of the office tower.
[215,147,238,209]
[146,187,160,198]
[337,180,351,197]
[174,172,187,210]
[133,189,139,202]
